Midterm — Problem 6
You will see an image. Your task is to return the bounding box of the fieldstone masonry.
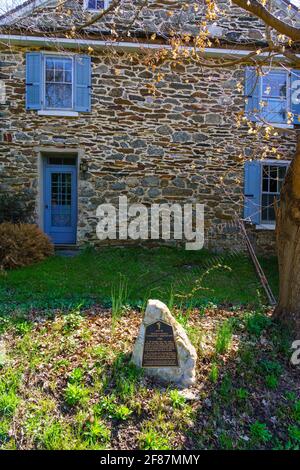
[0,0,298,254]
[131,299,197,387]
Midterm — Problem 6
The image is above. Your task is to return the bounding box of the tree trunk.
[274,131,300,334]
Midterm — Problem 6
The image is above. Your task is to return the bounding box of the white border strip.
[0,34,291,59]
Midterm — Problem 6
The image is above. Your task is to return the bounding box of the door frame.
[41,151,79,245]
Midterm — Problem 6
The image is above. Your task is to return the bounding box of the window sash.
[43,56,74,111]
[85,0,107,10]
[260,70,289,124]
[260,163,289,224]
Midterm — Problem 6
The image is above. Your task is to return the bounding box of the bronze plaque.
[142,321,179,368]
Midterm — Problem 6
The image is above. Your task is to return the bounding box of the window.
[85,0,109,11]
[245,68,290,125]
[26,53,91,113]
[261,164,287,223]
[45,57,73,110]
[261,71,287,123]
[244,160,289,226]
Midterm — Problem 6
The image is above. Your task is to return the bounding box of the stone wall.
[1,0,299,45]
[0,46,296,254]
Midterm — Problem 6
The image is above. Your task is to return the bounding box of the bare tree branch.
[74,0,122,33]
[232,0,300,41]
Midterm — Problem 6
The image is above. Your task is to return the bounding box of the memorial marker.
[142,321,179,368]
[131,299,197,387]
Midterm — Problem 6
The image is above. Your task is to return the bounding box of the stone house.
[0,0,298,253]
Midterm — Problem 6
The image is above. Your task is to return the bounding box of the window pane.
[54,69,64,82]
[46,83,72,109]
[64,71,72,83]
[51,172,72,227]
[262,165,269,192]
[262,72,287,98]
[261,98,287,123]
[87,0,104,9]
[269,166,278,192]
[46,69,54,81]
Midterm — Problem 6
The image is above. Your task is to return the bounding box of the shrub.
[0,223,54,270]
[0,191,34,224]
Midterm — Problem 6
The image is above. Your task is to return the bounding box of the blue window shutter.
[291,70,300,125]
[245,67,260,121]
[244,161,261,224]
[25,52,42,110]
[74,55,91,112]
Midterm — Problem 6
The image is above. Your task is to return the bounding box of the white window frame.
[84,0,110,12]
[43,54,74,112]
[36,52,79,116]
[256,159,290,229]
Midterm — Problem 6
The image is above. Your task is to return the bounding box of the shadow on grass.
[184,313,299,450]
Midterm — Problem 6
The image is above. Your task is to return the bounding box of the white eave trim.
[0,0,50,26]
[0,34,292,59]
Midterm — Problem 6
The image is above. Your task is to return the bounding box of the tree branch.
[232,0,300,41]
[74,0,122,33]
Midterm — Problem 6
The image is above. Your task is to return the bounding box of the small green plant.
[95,395,132,421]
[289,426,300,443]
[219,431,234,450]
[113,404,132,421]
[139,428,170,450]
[41,422,67,450]
[168,286,175,311]
[62,306,83,333]
[0,390,19,416]
[259,359,282,377]
[293,400,300,422]
[95,395,116,417]
[82,420,110,446]
[209,363,218,383]
[236,388,249,401]
[219,374,232,401]
[245,312,271,337]
[169,390,186,409]
[176,310,189,328]
[112,353,143,399]
[68,368,84,384]
[64,383,88,406]
[250,421,272,444]
[215,320,232,355]
[14,320,32,336]
[111,275,128,327]
[265,374,279,390]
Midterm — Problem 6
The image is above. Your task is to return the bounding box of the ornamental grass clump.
[0,223,54,270]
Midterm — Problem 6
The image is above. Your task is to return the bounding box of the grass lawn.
[0,246,279,312]
[0,305,299,450]
[2,247,294,451]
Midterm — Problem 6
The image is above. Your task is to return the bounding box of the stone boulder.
[131,299,197,387]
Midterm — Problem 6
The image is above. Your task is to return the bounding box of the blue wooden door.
[44,163,77,244]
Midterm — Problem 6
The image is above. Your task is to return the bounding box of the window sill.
[255,224,276,230]
[272,124,293,130]
[37,110,79,117]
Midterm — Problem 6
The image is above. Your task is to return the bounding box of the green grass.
[0,246,278,312]
[0,303,298,450]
